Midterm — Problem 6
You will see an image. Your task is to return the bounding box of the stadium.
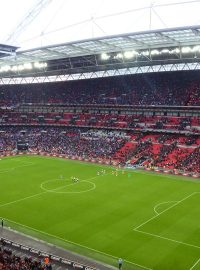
[0,1,200,270]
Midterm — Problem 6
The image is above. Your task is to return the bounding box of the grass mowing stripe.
[0,175,100,208]
[134,229,200,250]
[190,258,200,270]
[0,191,47,208]
[2,218,152,270]
[153,201,178,215]
[133,169,200,182]
[1,156,200,270]
[0,162,35,174]
[134,192,198,230]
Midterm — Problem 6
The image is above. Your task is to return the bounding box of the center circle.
[40,179,96,194]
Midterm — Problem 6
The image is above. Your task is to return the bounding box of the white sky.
[1,0,200,50]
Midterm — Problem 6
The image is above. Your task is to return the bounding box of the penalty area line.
[134,192,198,230]
[153,201,178,215]
[134,229,200,250]
[190,258,200,270]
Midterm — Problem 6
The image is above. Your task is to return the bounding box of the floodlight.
[11,66,18,72]
[18,65,24,71]
[170,48,180,54]
[161,49,170,54]
[141,50,149,56]
[34,62,40,68]
[115,53,123,59]
[192,45,200,52]
[124,51,137,59]
[101,53,110,60]
[181,47,192,53]
[151,50,160,55]
[1,65,10,72]
[24,63,32,70]
[34,62,47,68]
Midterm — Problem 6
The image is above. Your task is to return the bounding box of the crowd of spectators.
[0,127,199,172]
[0,70,199,172]
[175,147,200,172]
[0,127,127,161]
[112,133,199,173]
[0,71,200,106]
[0,245,52,270]
[0,112,199,134]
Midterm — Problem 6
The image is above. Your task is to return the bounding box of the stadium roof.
[1,25,200,84]
[1,25,200,65]
[0,44,18,59]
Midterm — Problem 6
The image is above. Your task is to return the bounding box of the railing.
[1,236,96,270]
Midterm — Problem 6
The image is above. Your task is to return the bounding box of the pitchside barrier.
[0,237,96,270]
[0,151,199,178]
[144,166,199,178]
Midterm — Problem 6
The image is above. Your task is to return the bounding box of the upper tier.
[0,71,200,106]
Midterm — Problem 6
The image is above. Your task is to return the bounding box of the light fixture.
[101,53,110,60]
[141,50,150,56]
[124,51,138,59]
[181,47,192,53]
[151,50,160,55]
[115,53,123,59]
[161,49,170,54]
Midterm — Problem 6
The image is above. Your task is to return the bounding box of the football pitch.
[0,155,200,270]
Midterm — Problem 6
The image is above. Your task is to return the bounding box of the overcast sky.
[1,0,200,50]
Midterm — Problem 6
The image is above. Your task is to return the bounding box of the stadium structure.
[0,2,200,270]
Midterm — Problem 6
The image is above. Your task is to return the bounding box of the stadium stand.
[0,71,199,176]
[1,13,200,270]
[0,127,199,174]
[0,71,200,106]
[0,235,98,270]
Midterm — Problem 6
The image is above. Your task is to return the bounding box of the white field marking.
[0,174,102,209]
[0,191,47,208]
[13,155,196,181]
[134,192,198,230]
[40,179,96,194]
[40,179,78,192]
[0,168,14,173]
[0,176,75,208]
[4,154,200,181]
[0,157,34,164]
[134,229,200,250]
[153,201,178,215]
[8,158,28,162]
[30,154,114,169]
[132,169,200,182]
[0,161,35,174]
[50,180,96,194]
[190,258,200,270]
[1,217,152,270]
[40,174,104,194]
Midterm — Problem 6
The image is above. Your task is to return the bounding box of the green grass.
[0,155,200,270]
